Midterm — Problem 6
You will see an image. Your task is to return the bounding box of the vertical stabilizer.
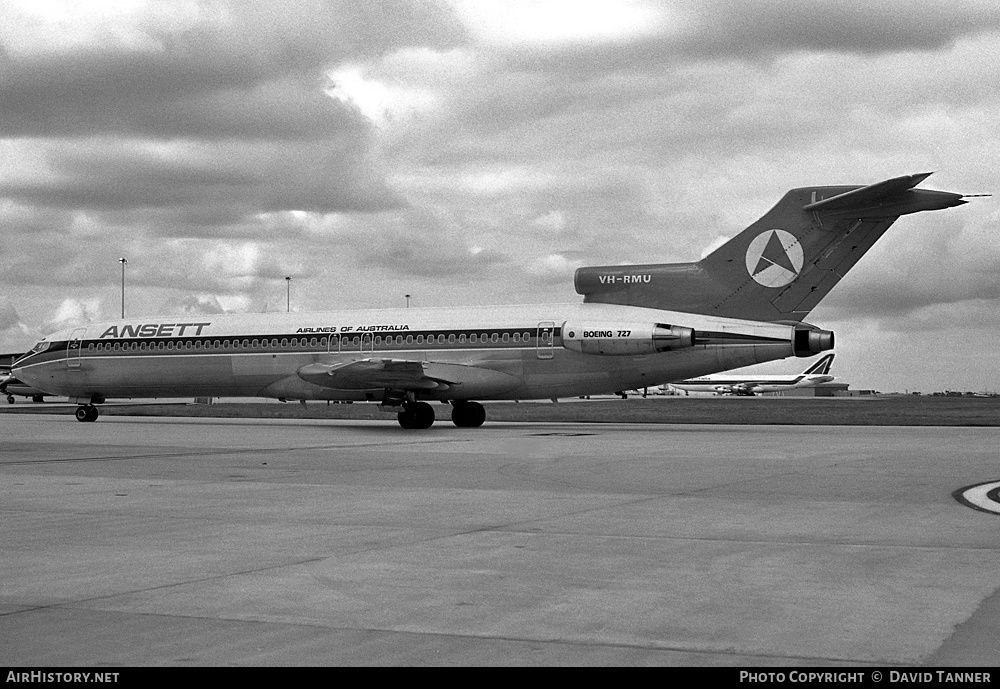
[802,353,835,376]
[575,173,967,322]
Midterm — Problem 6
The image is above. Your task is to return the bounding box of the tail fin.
[575,173,968,322]
[802,353,834,375]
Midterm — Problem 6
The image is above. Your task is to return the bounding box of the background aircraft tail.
[575,173,967,323]
[802,353,834,376]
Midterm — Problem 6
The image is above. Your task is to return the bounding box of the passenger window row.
[85,331,539,352]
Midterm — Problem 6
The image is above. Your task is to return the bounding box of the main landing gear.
[395,400,487,429]
[397,401,435,429]
[74,404,99,422]
[451,400,486,428]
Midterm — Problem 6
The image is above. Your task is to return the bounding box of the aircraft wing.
[296,358,521,396]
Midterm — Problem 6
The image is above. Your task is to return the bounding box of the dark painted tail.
[575,173,968,322]
[802,353,834,376]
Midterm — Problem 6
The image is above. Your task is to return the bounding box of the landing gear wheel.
[397,401,435,429]
[6,395,13,404]
[451,401,486,428]
[74,405,99,422]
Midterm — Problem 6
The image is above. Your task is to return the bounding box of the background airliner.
[12,173,969,428]
[1,376,51,404]
[670,353,835,396]
[1,355,51,404]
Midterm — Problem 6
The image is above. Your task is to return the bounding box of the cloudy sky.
[1,0,998,393]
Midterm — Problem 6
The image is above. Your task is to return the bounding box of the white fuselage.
[14,302,804,404]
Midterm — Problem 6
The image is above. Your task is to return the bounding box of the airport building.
[763,382,876,397]
[0,352,23,368]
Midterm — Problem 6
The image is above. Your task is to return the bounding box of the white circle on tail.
[745,229,803,288]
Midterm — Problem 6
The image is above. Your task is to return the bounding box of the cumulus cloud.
[0,298,38,353]
[44,297,104,334]
[158,294,228,316]
[0,298,22,332]
[0,0,465,234]
[0,1,465,137]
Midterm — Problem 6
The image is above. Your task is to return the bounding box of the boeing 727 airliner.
[12,173,971,428]
[670,353,835,396]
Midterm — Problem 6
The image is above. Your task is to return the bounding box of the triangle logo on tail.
[745,229,803,288]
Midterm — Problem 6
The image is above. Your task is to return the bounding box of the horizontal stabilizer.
[802,172,931,212]
[802,172,966,215]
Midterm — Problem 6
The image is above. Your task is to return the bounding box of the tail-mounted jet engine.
[562,322,695,355]
[793,324,834,357]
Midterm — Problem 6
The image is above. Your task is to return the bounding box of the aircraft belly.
[36,355,262,398]
[504,342,795,398]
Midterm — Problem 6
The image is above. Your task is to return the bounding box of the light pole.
[119,258,127,319]
[405,294,410,309]
[285,276,291,313]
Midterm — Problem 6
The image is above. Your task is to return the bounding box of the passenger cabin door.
[65,327,87,368]
[536,321,555,359]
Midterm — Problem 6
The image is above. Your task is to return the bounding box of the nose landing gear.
[74,405,99,422]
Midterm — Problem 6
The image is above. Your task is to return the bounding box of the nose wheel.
[74,405,99,422]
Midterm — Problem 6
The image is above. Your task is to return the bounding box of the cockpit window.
[29,341,50,354]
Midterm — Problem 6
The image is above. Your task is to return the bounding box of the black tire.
[397,408,417,429]
[452,401,486,428]
[398,401,434,429]
[412,401,434,428]
[75,405,99,422]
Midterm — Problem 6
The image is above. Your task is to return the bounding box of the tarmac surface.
[2,413,999,666]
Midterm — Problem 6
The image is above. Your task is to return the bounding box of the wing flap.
[297,358,521,396]
[297,360,450,390]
